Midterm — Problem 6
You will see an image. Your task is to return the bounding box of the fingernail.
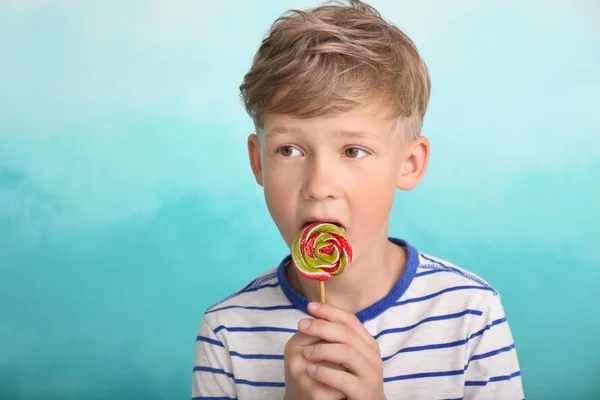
[308,302,320,311]
[308,364,317,374]
[303,346,313,357]
[298,319,311,330]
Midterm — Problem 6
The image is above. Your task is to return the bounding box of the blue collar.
[276,238,419,324]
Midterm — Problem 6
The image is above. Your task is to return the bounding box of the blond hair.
[239,0,431,141]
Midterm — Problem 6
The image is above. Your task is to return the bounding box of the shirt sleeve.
[192,314,237,399]
[463,292,525,399]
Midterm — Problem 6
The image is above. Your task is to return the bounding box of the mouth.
[302,220,346,232]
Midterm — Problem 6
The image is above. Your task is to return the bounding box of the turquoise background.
[0,0,598,399]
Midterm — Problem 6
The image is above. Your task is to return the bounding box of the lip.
[301,218,346,232]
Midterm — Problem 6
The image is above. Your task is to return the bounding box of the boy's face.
[248,103,428,262]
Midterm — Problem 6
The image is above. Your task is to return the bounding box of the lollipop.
[292,222,353,303]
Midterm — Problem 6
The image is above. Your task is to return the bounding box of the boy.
[193,0,524,399]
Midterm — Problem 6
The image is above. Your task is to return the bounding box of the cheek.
[261,164,298,239]
[263,177,289,215]
[263,163,296,200]
[352,170,397,217]
[262,158,303,194]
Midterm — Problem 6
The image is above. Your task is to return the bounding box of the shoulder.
[205,266,280,312]
[205,267,279,315]
[199,266,285,329]
[415,251,498,295]
[406,251,508,320]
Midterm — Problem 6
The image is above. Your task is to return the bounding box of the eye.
[276,145,302,157]
[344,147,368,159]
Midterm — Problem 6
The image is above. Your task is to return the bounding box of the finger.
[304,342,373,379]
[298,317,379,367]
[299,372,347,399]
[287,339,347,399]
[307,362,362,399]
[287,326,326,350]
[312,361,348,399]
[307,302,379,354]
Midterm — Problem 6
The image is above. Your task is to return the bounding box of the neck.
[285,231,407,315]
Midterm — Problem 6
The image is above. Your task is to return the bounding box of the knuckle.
[302,379,325,400]
[342,325,355,341]
[374,341,382,357]
[309,389,331,400]
[284,334,303,354]
[348,348,360,365]
[284,335,296,354]
[311,343,324,358]
[341,370,353,386]
[310,318,322,331]
[372,337,381,351]
[288,357,305,375]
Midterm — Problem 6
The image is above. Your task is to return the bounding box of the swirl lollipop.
[292,222,353,302]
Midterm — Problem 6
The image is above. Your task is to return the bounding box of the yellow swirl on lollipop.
[292,222,353,295]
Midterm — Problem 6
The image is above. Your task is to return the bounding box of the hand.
[283,308,346,400]
[284,325,347,399]
[299,301,386,400]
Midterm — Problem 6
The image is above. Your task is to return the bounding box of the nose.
[301,156,342,201]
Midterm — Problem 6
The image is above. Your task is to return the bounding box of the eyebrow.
[265,126,382,141]
[337,129,383,141]
[265,126,303,138]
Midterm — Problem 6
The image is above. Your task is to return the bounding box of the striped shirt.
[192,238,525,399]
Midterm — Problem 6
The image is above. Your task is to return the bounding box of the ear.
[397,136,430,191]
[248,133,264,186]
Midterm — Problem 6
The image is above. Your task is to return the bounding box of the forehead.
[262,105,397,140]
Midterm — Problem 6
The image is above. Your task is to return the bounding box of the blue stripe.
[382,316,507,362]
[214,325,297,334]
[374,309,483,339]
[206,304,295,314]
[384,359,520,385]
[193,366,233,379]
[470,343,515,362]
[382,339,467,362]
[468,317,506,341]
[414,269,445,278]
[394,285,493,307]
[465,371,521,386]
[384,369,464,383]
[197,336,285,359]
[441,398,463,400]
[464,343,516,372]
[197,336,225,347]
[229,350,284,360]
[233,378,285,387]
[193,366,285,387]
[384,358,520,384]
